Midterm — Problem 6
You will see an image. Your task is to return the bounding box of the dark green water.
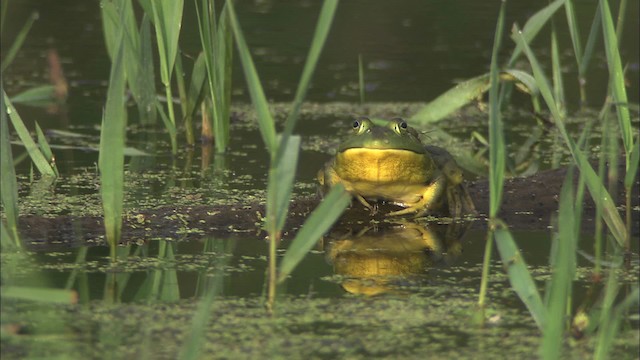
[3,0,639,103]
[2,1,639,359]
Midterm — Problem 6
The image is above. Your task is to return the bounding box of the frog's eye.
[390,117,408,134]
[352,117,371,134]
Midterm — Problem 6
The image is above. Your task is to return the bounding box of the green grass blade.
[614,0,628,43]
[0,223,17,251]
[99,33,127,261]
[280,0,338,143]
[564,0,589,105]
[100,1,121,60]
[119,0,141,98]
[507,0,565,66]
[512,25,628,247]
[502,69,539,96]
[102,1,157,126]
[564,0,583,66]
[410,69,538,124]
[150,0,184,86]
[541,170,578,359]
[550,22,565,116]
[477,0,507,324]
[138,0,152,16]
[3,90,56,176]
[186,52,207,123]
[1,286,77,304]
[488,0,506,218]
[149,0,183,151]
[174,51,194,145]
[277,184,351,282]
[137,14,157,125]
[10,85,56,104]
[1,12,38,74]
[226,0,277,154]
[214,2,233,153]
[0,93,20,249]
[195,0,232,153]
[599,0,633,158]
[266,135,301,235]
[624,136,639,189]
[195,0,220,149]
[412,73,490,124]
[494,224,547,329]
[594,285,639,360]
[580,4,601,75]
[35,122,58,177]
[411,70,538,125]
[156,100,177,154]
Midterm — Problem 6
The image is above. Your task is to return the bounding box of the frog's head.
[338,117,425,154]
[332,117,432,186]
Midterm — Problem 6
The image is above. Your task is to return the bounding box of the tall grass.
[3,91,57,176]
[227,0,347,310]
[470,0,638,356]
[513,24,628,247]
[99,29,127,262]
[150,0,184,152]
[476,0,506,322]
[599,0,636,253]
[0,92,21,249]
[195,0,234,153]
[540,170,579,358]
[101,0,156,126]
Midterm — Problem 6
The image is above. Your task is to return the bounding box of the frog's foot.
[355,194,377,214]
[387,206,420,217]
[387,193,439,217]
[388,175,447,217]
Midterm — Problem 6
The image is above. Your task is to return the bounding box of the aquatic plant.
[150,0,184,151]
[195,0,234,153]
[99,29,127,262]
[470,1,638,358]
[0,92,20,249]
[227,0,347,310]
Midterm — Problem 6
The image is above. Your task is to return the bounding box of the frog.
[317,117,475,217]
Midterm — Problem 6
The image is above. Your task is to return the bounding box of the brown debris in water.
[18,161,639,249]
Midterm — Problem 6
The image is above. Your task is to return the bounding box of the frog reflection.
[325,221,465,296]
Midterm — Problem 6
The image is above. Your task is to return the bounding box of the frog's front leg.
[388,175,446,216]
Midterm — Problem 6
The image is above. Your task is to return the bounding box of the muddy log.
[18,161,639,249]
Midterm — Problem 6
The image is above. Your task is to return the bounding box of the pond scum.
[1,0,638,359]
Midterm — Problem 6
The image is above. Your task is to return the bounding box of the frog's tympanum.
[317,117,475,217]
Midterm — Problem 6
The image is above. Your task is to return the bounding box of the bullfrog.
[317,117,475,217]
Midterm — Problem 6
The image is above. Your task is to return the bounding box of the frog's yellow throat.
[335,148,434,184]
